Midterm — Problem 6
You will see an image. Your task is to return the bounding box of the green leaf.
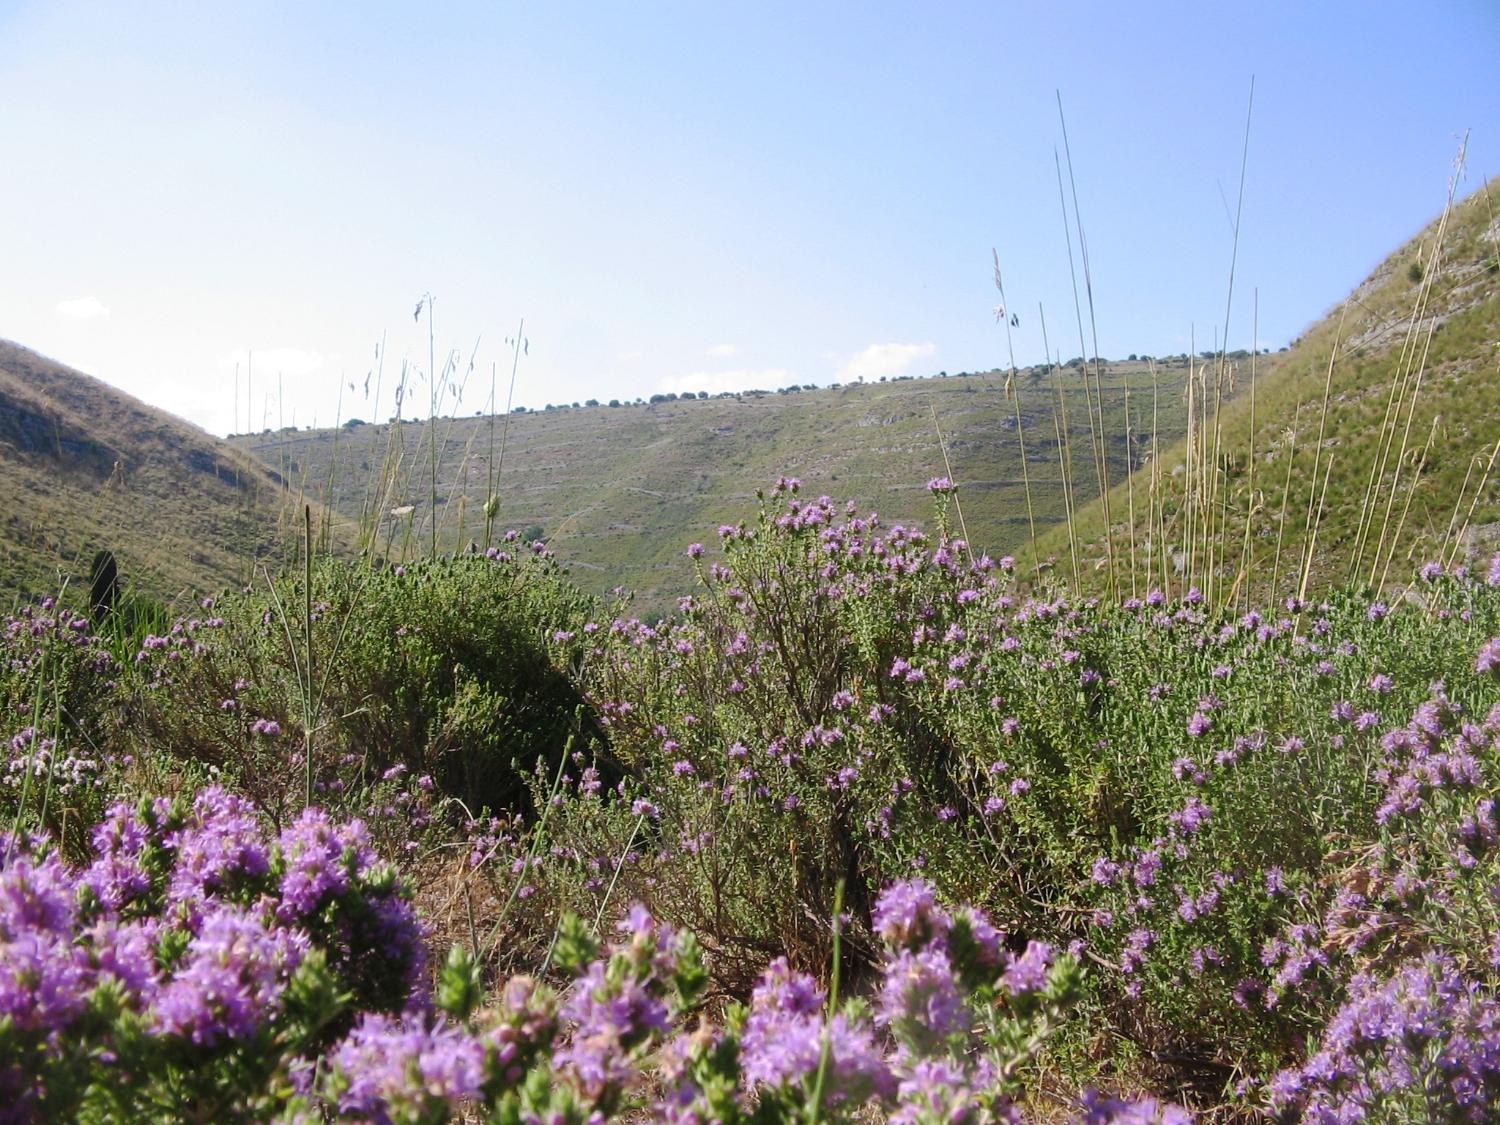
[436,944,483,1021]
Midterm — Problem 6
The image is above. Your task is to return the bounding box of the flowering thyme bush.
[0,787,425,1121]
[2,801,1175,1125]
[1,599,121,848]
[1267,952,1500,1121]
[529,485,1500,1105]
[546,480,1020,983]
[7,479,1500,1118]
[312,878,1174,1124]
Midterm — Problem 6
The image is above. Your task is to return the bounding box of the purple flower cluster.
[277,806,376,920]
[734,881,1169,1123]
[0,786,429,1118]
[1077,1090,1193,1124]
[0,848,87,1035]
[554,905,682,1104]
[153,903,307,1045]
[741,956,896,1105]
[1268,954,1500,1120]
[331,1013,487,1122]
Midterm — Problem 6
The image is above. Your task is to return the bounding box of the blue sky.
[1,0,1496,436]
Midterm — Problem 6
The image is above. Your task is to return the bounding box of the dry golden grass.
[0,339,352,607]
[1043,173,1500,602]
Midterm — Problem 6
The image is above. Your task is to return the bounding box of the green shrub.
[125,551,603,822]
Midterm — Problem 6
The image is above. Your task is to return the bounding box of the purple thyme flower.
[330,1013,485,1122]
[277,807,376,921]
[168,787,271,917]
[890,1058,991,1125]
[873,879,953,952]
[1002,941,1055,995]
[152,904,305,1046]
[1171,797,1212,835]
[1078,1089,1193,1124]
[741,957,894,1105]
[1477,637,1500,676]
[878,946,970,1046]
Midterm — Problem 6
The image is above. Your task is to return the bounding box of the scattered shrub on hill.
[1,552,609,986]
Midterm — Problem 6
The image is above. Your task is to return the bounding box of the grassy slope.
[0,340,337,607]
[1037,175,1500,601]
[232,358,1212,608]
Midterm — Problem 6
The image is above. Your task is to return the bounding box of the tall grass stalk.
[992,250,1038,554]
[807,877,846,1125]
[1348,276,1424,581]
[1057,93,1115,598]
[1053,145,1111,596]
[929,403,975,563]
[1182,337,1198,594]
[1149,359,1167,594]
[422,295,439,558]
[591,813,647,940]
[1233,293,1261,612]
[480,731,574,965]
[1299,450,1337,605]
[484,361,499,543]
[257,546,318,820]
[1294,307,1347,596]
[1207,356,1229,602]
[1205,77,1255,604]
[1121,350,1137,598]
[1379,415,1440,594]
[1040,305,1081,586]
[6,663,52,862]
[319,378,346,554]
[431,337,485,548]
[302,506,314,808]
[1349,265,1432,575]
[1368,138,1470,591]
[1443,437,1500,571]
[1051,399,1078,587]
[354,334,389,554]
[486,321,527,546]
[1267,381,1303,604]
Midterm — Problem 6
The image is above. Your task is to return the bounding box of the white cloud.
[657,368,796,396]
[55,296,110,319]
[217,347,329,379]
[835,341,937,382]
[704,342,737,358]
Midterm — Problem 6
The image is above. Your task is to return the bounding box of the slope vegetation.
[0,340,325,606]
[1037,175,1500,603]
[233,358,1211,608]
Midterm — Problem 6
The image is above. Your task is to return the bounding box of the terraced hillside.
[1037,175,1500,604]
[232,357,1217,608]
[0,341,328,607]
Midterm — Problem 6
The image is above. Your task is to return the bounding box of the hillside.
[231,357,1221,608]
[1037,174,1500,603]
[0,340,330,607]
